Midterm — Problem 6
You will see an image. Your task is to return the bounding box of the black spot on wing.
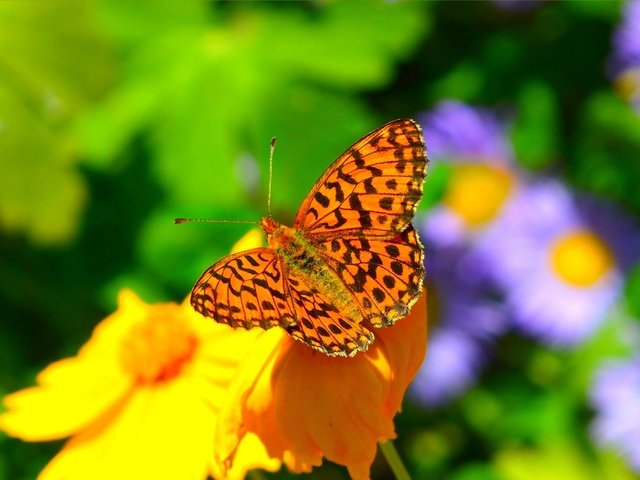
[314,191,330,208]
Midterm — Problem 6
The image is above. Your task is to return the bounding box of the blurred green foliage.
[1,1,639,479]
[0,1,113,244]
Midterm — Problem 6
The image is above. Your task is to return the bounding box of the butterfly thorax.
[260,217,363,323]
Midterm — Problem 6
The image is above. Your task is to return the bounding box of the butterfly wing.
[189,119,427,357]
[283,269,374,357]
[294,119,427,240]
[191,247,296,330]
[316,225,424,327]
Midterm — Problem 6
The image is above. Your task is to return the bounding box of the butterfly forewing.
[191,248,296,330]
[294,119,427,240]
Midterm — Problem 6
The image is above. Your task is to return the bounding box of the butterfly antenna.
[268,136,276,218]
[174,218,258,225]
[176,137,277,226]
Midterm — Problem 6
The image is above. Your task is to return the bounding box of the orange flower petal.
[217,290,428,480]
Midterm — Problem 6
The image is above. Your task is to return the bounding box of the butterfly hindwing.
[191,247,296,330]
[284,269,374,357]
[317,226,425,327]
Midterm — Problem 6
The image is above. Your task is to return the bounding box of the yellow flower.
[4,227,427,479]
[215,282,428,479]
[0,288,280,480]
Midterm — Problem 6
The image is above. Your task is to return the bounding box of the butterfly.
[190,119,428,357]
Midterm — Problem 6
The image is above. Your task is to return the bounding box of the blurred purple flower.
[419,101,520,250]
[410,217,507,408]
[411,328,484,407]
[590,357,640,473]
[611,0,640,74]
[610,0,640,108]
[478,178,640,347]
[419,100,513,164]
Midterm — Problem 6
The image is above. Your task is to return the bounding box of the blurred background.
[1,1,640,479]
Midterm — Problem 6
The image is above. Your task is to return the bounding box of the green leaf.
[495,441,637,480]
[451,464,501,480]
[568,306,640,393]
[249,1,429,89]
[430,62,485,103]
[466,381,573,443]
[625,263,640,318]
[564,0,624,19]
[138,204,262,293]
[573,92,640,212]
[251,87,375,219]
[512,82,559,170]
[0,1,113,244]
[77,1,429,210]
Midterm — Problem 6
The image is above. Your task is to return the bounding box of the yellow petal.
[188,315,268,412]
[3,284,284,479]
[77,289,150,359]
[218,291,428,480]
[230,227,265,253]
[215,329,290,467]
[0,291,148,441]
[39,378,214,480]
[1,355,132,441]
[219,433,282,480]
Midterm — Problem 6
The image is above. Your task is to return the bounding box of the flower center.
[443,163,514,227]
[549,230,614,287]
[119,306,198,384]
[614,68,640,103]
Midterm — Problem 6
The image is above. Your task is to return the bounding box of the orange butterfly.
[190,119,428,357]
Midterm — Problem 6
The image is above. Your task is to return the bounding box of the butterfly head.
[260,216,297,251]
[259,216,279,235]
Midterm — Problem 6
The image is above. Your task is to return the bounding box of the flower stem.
[379,440,411,480]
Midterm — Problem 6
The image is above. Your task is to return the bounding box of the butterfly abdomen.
[268,225,362,323]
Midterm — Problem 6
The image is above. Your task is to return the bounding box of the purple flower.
[478,178,640,347]
[411,328,485,407]
[611,0,640,74]
[419,100,513,165]
[590,357,640,473]
[418,101,520,250]
[610,1,640,108]
[410,216,507,408]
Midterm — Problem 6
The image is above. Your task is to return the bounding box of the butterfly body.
[263,219,364,327]
[191,119,428,357]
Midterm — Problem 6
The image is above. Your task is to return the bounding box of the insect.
[187,119,427,357]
